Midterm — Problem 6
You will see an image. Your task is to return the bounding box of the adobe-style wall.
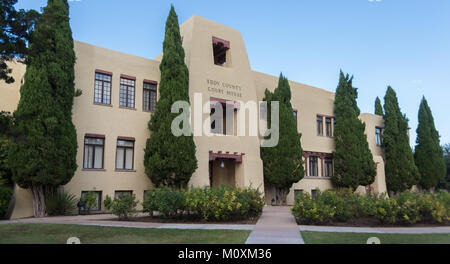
[0,15,386,218]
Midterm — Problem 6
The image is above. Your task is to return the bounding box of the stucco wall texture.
[0,15,385,219]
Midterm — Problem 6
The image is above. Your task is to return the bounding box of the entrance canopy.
[209,151,244,163]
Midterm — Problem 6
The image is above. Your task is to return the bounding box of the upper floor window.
[120,77,135,108]
[376,127,382,146]
[317,115,335,137]
[212,37,230,66]
[94,71,112,105]
[325,117,333,137]
[317,116,323,136]
[324,157,333,177]
[143,81,157,112]
[83,136,104,169]
[309,156,319,176]
[116,138,135,171]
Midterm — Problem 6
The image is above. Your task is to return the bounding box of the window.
[326,117,333,137]
[317,116,323,136]
[212,37,230,66]
[143,81,157,112]
[294,189,303,199]
[83,136,104,169]
[114,190,133,199]
[311,189,319,199]
[376,127,382,146]
[120,77,135,108]
[293,110,298,125]
[94,72,112,105]
[210,102,228,135]
[143,190,150,202]
[324,157,333,177]
[116,139,135,170]
[309,156,319,176]
[81,191,102,211]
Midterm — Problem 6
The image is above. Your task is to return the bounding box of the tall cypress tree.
[261,73,304,205]
[375,97,383,116]
[414,97,446,190]
[332,71,376,190]
[437,144,450,191]
[8,0,77,217]
[144,6,197,189]
[383,86,420,193]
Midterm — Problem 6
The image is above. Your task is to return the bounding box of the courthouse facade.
[0,15,387,219]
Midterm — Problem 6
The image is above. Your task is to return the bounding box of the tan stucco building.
[0,15,386,219]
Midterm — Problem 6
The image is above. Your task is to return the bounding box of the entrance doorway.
[209,159,236,188]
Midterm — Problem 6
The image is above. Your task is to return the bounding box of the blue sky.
[15,0,450,146]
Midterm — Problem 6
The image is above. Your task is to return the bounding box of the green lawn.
[0,223,250,244]
[301,231,450,244]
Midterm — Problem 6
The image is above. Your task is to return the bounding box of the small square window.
[213,37,230,66]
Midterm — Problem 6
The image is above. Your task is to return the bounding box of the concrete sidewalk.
[299,225,450,234]
[246,206,304,244]
[0,214,254,231]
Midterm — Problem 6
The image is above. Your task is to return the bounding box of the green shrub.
[81,191,98,215]
[422,191,450,223]
[103,195,113,212]
[185,185,264,221]
[292,189,449,226]
[0,185,13,219]
[45,191,77,216]
[291,191,335,224]
[143,185,264,222]
[373,198,398,224]
[143,187,185,218]
[395,191,422,225]
[110,193,138,220]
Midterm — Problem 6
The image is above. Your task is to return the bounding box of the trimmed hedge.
[292,189,450,226]
[143,186,264,221]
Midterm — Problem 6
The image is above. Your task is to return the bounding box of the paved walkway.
[246,206,304,244]
[0,214,253,231]
[299,225,450,234]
